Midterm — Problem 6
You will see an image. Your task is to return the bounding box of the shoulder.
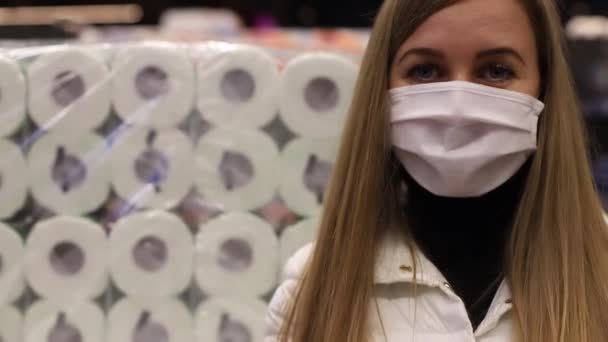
[282,242,314,281]
[265,243,314,341]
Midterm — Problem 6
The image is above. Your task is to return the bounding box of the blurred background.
[0,0,607,28]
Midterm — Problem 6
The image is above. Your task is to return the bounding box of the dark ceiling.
[3,0,607,27]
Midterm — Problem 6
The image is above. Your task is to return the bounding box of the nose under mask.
[390,81,545,198]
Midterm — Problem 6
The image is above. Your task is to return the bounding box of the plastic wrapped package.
[0,40,360,341]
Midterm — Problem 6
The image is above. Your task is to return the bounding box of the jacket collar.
[373,228,446,286]
[373,228,512,304]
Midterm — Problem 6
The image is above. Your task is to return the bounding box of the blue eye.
[408,64,440,82]
[482,64,515,82]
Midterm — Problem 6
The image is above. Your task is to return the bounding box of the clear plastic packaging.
[0,40,360,341]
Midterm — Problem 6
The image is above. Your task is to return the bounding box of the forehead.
[402,0,535,51]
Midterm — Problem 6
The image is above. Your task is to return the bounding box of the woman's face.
[390,0,541,98]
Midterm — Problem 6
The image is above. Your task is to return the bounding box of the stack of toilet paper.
[109,44,199,210]
[23,216,107,342]
[24,44,198,212]
[25,47,114,216]
[195,211,278,342]
[0,223,24,342]
[0,41,360,342]
[107,210,195,342]
[194,45,281,214]
[8,43,358,217]
[278,53,356,218]
[0,55,28,220]
[0,139,28,220]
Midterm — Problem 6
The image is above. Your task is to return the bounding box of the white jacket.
[265,230,514,342]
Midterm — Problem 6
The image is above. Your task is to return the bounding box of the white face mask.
[390,81,545,198]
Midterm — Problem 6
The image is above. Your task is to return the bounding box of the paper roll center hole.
[219,151,254,191]
[52,71,86,107]
[218,238,253,272]
[134,148,170,190]
[52,147,88,193]
[218,313,252,342]
[303,154,333,204]
[220,69,255,104]
[50,241,85,276]
[48,313,82,342]
[305,77,339,112]
[133,236,168,272]
[136,66,170,100]
[133,311,169,342]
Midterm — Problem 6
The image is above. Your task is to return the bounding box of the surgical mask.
[390,81,544,198]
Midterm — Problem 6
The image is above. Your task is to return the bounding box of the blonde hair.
[278,0,608,341]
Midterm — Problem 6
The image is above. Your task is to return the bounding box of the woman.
[266,0,608,341]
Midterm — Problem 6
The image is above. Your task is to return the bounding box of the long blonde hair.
[278,0,608,341]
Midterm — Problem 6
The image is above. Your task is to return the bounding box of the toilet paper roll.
[278,137,339,216]
[196,45,279,128]
[107,297,194,342]
[195,212,279,297]
[111,128,195,209]
[27,47,111,134]
[1,306,22,342]
[195,296,267,342]
[0,55,26,137]
[0,223,25,305]
[112,44,195,128]
[279,53,358,137]
[0,139,28,219]
[28,132,111,215]
[25,216,107,301]
[280,217,319,267]
[109,211,193,298]
[24,300,104,342]
[195,128,279,211]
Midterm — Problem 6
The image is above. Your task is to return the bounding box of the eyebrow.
[477,47,526,65]
[398,47,526,65]
[398,48,444,64]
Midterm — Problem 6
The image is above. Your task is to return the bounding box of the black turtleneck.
[404,162,529,330]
